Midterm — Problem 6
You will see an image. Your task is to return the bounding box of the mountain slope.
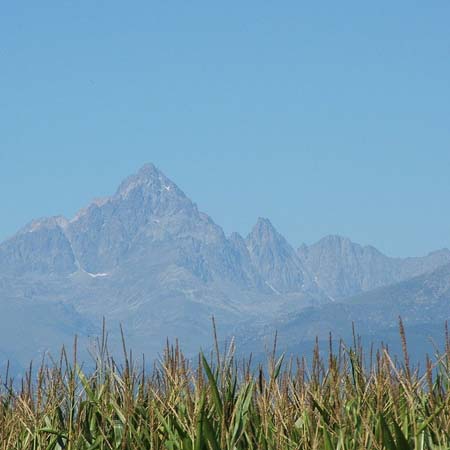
[0,217,76,276]
[237,263,450,363]
[246,218,316,294]
[298,235,450,299]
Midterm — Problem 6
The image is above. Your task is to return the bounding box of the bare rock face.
[62,164,259,288]
[0,217,76,276]
[246,218,316,294]
[298,235,450,299]
[66,163,203,274]
[397,249,450,280]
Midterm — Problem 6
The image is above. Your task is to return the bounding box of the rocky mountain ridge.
[298,235,450,299]
[0,163,449,369]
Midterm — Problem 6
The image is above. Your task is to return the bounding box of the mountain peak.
[60,163,200,273]
[318,234,352,246]
[256,217,273,227]
[136,162,159,178]
[249,217,279,239]
[21,216,69,234]
[245,217,316,293]
[116,163,177,198]
[247,217,293,252]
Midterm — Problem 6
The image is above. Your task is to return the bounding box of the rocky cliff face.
[0,217,76,275]
[298,235,450,299]
[246,218,316,294]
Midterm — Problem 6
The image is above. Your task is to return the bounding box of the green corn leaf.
[194,392,206,450]
[201,353,223,418]
[392,418,412,450]
[323,425,334,450]
[379,413,397,450]
[202,415,221,450]
[272,353,285,381]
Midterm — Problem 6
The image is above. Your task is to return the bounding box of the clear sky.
[1,2,449,257]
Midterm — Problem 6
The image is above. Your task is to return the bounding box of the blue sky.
[1,2,449,256]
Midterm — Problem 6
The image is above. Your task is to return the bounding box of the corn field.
[1,320,450,450]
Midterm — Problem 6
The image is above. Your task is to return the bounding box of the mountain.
[0,163,449,370]
[298,235,450,299]
[237,262,450,363]
[0,164,323,369]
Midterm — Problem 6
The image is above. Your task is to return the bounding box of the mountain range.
[1,163,449,371]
